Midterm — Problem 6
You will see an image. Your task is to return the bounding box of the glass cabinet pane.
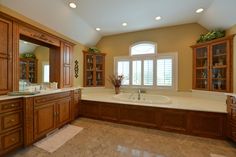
[195,46,208,90]
[196,47,208,67]
[211,42,227,91]
[20,61,27,80]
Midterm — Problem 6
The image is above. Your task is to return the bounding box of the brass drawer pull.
[11,104,16,107]
[11,138,16,142]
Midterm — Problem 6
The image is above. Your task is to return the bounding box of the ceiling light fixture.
[69,2,77,8]
[196,8,204,13]
[122,23,128,26]
[96,28,101,31]
[23,41,28,44]
[155,16,162,20]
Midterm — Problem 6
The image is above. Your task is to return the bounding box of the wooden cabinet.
[34,102,57,140]
[20,58,38,83]
[57,98,71,127]
[33,93,72,141]
[72,89,81,120]
[81,100,227,139]
[191,36,234,92]
[61,42,73,88]
[83,51,106,87]
[0,99,23,156]
[227,95,236,142]
[0,17,13,95]
[24,91,73,145]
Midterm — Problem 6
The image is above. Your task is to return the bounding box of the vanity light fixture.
[155,16,162,20]
[69,2,77,8]
[196,8,204,13]
[96,28,101,31]
[122,22,128,26]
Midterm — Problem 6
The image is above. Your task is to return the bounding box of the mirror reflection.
[19,40,50,85]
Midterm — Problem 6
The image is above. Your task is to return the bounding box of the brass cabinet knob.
[11,138,16,142]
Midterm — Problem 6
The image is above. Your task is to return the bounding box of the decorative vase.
[115,86,120,94]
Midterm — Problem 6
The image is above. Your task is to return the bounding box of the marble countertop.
[225,93,236,97]
[0,87,83,101]
[82,92,227,113]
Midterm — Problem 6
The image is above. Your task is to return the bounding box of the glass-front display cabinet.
[20,58,38,83]
[83,51,106,87]
[192,36,234,92]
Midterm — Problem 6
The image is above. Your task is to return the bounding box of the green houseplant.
[88,47,100,53]
[197,30,226,43]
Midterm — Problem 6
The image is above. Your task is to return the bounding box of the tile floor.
[10,118,236,157]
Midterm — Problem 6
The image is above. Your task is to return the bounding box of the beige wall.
[33,46,49,83]
[1,5,86,87]
[73,44,87,86]
[226,24,236,92]
[96,23,208,91]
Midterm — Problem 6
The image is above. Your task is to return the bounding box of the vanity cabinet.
[24,91,73,145]
[0,17,13,95]
[33,93,72,141]
[0,99,23,156]
[83,51,106,87]
[72,89,81,119]
[227,95,236,142]
[191,36,234,92]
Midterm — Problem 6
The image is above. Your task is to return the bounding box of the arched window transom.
[130,42,156,56]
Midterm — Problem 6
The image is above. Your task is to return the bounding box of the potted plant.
[88,47,100,53]
[109,75,124,94]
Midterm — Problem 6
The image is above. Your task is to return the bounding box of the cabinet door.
[210,40,230,92]
[62,43,73,87]
[0,17,13,95]
[57,98,71,127]
[193,46,209,90]
[34,103,57,140]
[84,53,94,86]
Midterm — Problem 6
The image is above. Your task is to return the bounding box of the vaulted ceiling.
[1,0,236,46]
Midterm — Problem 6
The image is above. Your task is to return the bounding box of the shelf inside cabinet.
[212,65,227,69]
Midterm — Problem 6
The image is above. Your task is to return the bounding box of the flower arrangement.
[109,75,124,88]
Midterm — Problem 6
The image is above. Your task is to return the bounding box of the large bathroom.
[0,0,236,157]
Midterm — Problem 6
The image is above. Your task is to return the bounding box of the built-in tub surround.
[82,88,227,113]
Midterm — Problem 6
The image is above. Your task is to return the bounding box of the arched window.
[130,42,157,56]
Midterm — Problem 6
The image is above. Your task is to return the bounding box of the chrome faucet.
[138,89,141,100]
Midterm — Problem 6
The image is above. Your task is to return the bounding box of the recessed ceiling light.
[96,28,101,31]
[122,23,128,26]
[69,2,77,8]
[196,8,204,13]
[23,41,28,44]
[155,16,162,20]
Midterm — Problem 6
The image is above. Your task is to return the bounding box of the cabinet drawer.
[74,89,81,94]
[0,99,22,113]
[34,92,71,105]
[0,128,23,153]
[0,111,22,133]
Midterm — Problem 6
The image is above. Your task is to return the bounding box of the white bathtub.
[113,93,171,104]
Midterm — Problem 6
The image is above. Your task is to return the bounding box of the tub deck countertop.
[82,92,227,113]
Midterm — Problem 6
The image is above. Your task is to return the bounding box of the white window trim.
[129,41,157,57]
[42,61,49,83]
[114,52,178,91]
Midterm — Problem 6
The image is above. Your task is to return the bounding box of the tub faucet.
[138,89,141,100]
